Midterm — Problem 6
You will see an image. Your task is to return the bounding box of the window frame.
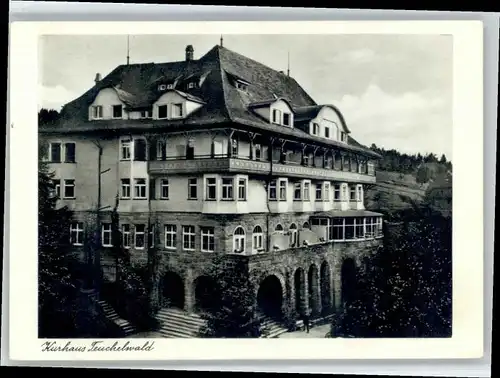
[69,222,84,246]
[134,178,147,199]
[171,103,184,118]
[182,225,196,251]
[157,104,168,119]
[90,105,103,120]
[112,104,123,119]
[121,178,131,199]
[121,138,131,160]
[164,224,177,250]
[221,177,234,201]
[237,177,247,201]
[201,227,215,252]
[187,178,198,200]
[134,224,146,249]
[102,223,113,247]
[252,225,264,253]
[63,179,75,199]
[160,179,169,199]
[232,226,246,254]
[122,224,131,249]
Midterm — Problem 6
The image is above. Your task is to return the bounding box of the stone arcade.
[40,43,384,336]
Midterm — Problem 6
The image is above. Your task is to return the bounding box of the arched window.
[233,226,246,253]
[252,225,263,253]
[302,221,310,230]
[289,223,298,247]
[275,224,284,233]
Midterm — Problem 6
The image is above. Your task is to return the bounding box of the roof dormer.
[295,105,350,143]
[152,89,205,120]
[249,98,294,128]
[88,87,127,121]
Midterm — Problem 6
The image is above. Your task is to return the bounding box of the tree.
[439,154,447,164]
[416,165,431,185]
[38,108,60,126]
[38,157,80,337]
[201,255,260,338]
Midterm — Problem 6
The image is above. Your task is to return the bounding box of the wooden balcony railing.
[148,156,376,183]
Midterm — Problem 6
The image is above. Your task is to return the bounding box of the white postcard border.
[8,20,484,361]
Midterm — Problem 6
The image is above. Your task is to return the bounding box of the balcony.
[148,157,376,184]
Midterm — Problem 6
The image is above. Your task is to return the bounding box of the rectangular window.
[237,178,247,201]
[272,109,281,124]
[268,180,277,200]
[182,225,195,250]
[134,178,147,199]
[357,186,363,202]
[158,105,168,119]
[324,127,330,138]
[355,218,364,239]
[121,139,131,160]
[112,105,123,118]
[102,223,113,247]
[332,218,344,240]
[64,143,76,163]
[231,139,238,156]
[293,182,301,200]
[63,179,75,198]
[156,140,166,160]
[221,178,234,200]
[303,182,310,201]
[279,179,287,201]
[333,184,341,201]
[188,178,197,199]
[70,222,84,246]
[134,139,147,161]
[91,105,103,119]
[135,224,146,249]
[255,144,261,160]
[206,177,217,200]
[121,179,131,198]
[315,184,322,201]
[324,183,330,201]
[312,123,319,135]
[160,179,169,199]
[283,112,291,126]
[164,225,177,249]
[140,110,151,119]
[344,218,355,240]
[50,142,61,162]
[172,103,183,118]
[349,186,357,201]
[122,224,131,248]
[201,227,215,252]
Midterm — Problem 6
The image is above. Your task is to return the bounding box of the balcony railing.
[148,156,376,183]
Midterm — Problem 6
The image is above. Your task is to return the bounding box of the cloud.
[336,48,377,64]
[333,84,452,159]
[38,84,78,111]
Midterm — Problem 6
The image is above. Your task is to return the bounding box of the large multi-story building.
[40,43,384,333]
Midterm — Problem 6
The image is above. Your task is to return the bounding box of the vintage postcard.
[7,20,484,361]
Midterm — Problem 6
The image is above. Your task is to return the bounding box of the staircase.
[97,300,136,336]
[156,308,207,338]
[258,316,289,338]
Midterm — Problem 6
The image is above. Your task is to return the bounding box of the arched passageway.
[257,275,283,320]
[294,268,306,315]
[320,261,331,314]
[194,275,218,313]
[341,258,357,305]
[308,264,320,315]
[162,272,185,309]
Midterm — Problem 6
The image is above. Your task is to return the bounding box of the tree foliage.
[201,255,260,338]
[38,108,60,126]
[332,205,452,338]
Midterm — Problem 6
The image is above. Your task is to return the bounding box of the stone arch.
[308,263,320,315]
[161,271,185,309]
[294,268,307,316]
[193,275,219,313]
[256,273,285,320]
[320,261,332,314]
[341,258,357,305]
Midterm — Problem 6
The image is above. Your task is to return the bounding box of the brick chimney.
[185,45,194,61]
[94,73,101,85]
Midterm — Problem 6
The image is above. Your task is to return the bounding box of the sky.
[39,34,453,160]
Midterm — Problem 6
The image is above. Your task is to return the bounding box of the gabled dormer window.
[235,81,248,91]
[91,105,103,120]
[187,82,196,89]
[112,105,123,119]
[272,109,281,124]
[158,84,167,91]
[158,105,168,119]
[283,112,291,126]
[172,103,183,118]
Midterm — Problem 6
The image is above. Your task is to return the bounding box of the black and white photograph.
[36,32,455,341]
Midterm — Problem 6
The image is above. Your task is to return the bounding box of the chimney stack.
[185,45,194,61]
[94,73,102,84]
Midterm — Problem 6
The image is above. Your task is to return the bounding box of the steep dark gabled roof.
[49,44,379,158]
